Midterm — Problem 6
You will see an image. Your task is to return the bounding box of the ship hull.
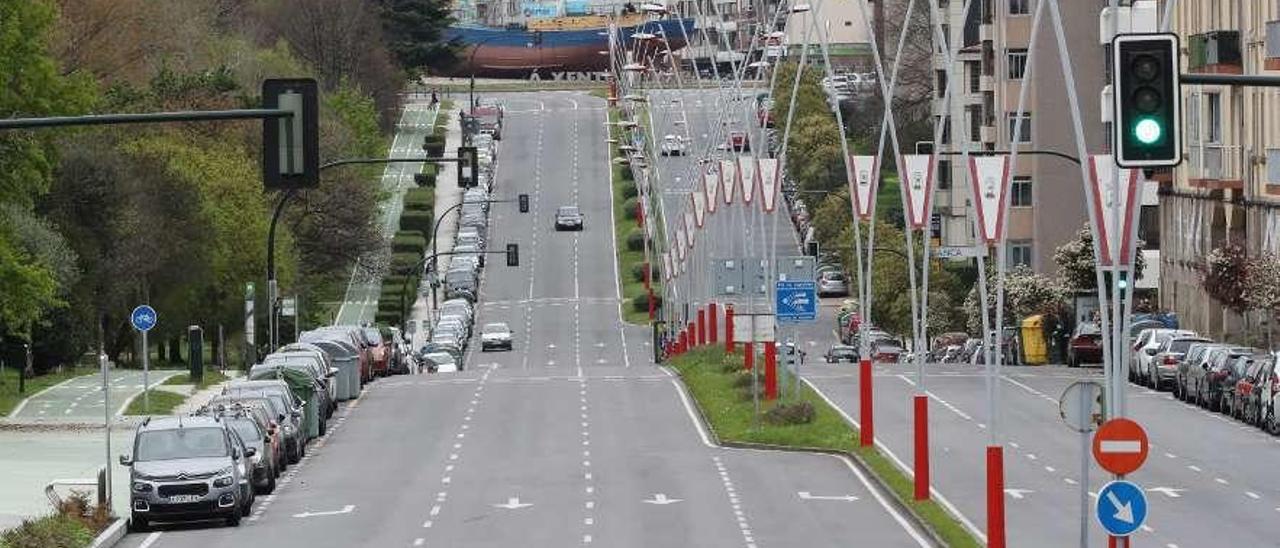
[445,18,694,78]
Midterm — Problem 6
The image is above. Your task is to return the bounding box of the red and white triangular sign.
[704,170,720,214]
[691,191,707,227]
[758,158,780,212]
[738,156,758,204]
[900,154,936,230]
[849,155,879,220]
[967,155,1011,244]
[675,226,687,261]
[684,210,697,249]
[720,160,739,204]
[1087,154,1143,266]
[662,252,672,281]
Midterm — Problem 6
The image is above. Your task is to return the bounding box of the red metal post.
[913,394,930,500]
[987,445,1006,548]
[697,309,706,346]
[687,322,695,349]
[763,341,777,400]
[708,303,719,344]
[744,342,754,371]
[725,305,736,353]
[647,288,655,320]
[859,359,874,446]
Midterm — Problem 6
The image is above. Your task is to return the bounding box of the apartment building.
[931,0,1107,274]
[1159,0,1280,339]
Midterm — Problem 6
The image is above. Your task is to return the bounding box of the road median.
[667,347,980,548]
[606,106,661,325]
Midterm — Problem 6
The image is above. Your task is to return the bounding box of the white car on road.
[659,134,688,156]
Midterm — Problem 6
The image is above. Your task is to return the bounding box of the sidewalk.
[408,105,465,349]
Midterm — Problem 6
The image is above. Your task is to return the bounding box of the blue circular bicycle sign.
[130,305,157,332]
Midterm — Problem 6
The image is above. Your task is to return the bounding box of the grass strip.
[669,347,981,548]
[160,368,229,389]
[123,389,187,416]
[0,368,92,417]
[606,107,659,325]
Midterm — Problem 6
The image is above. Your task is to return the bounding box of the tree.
[378,0,459,75]
[1200,242,1250,313]
[1242,252,1280,314]
[1053,224,1147,293]
[964,263,1065,334]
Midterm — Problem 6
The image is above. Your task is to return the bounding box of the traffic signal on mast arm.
[1112,33,1182,168]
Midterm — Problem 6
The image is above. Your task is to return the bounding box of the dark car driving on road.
[555,206,584,231]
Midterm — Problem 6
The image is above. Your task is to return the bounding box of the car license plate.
[166,494,202,503]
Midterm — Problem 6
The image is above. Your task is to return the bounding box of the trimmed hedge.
[630,261,657,283]
[400,210,434,237]
[404,188,434,212]
[631,292,663,312]
[391,231,427,254]
[619,165,634,181]
[625,228,646,252]
[620,181,639,198]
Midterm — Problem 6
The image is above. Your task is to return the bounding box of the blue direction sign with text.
[775,281,817,323]
[1095,480,1147,537]
[131,305,157,332]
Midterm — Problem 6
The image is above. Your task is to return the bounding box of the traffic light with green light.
[1112,33,1181,168]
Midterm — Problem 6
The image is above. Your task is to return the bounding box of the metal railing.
[46,466,107,509]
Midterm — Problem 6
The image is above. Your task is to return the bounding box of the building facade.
[1159,0,1280,340]
[931,0,1107,274]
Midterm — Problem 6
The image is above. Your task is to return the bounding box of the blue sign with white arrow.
[775,280,817,323]
[1095,480,1147,537]
[130,305,157,333]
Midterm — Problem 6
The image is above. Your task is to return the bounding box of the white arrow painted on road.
[1004,489,1034,500]
[293,504,355,518]
[1107,491,1134,524]
[798,491,859,502]
[643,493,683,505]
[1146,487,1184,498]
[493,497,533,510]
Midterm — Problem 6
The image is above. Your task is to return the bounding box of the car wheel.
[265,469,277,494]
[227,509,242,527]
[129,515,149,533]
[242,493,254,517]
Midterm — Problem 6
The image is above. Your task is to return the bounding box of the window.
[1007,49,1028,79]
[1010,176,1032,207]
[1007,112,1032,143]
[968,106,983,142]
[968,61,981,92]
[938,160,952,190]
[1206,92,1222,143]
[937,70,947,98]
[1008,241,1032,268]
[1268,149,1280,183]
[1008,0,1030,15]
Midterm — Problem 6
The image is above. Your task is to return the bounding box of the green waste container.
[250,366,320,439]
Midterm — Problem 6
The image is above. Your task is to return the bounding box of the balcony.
[1188,31,1242,74]
[1186,144,1243,190]
[1267,21,1280,70]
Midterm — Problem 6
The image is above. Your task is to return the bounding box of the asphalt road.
[335,102,439,326]
[115,91,929,548]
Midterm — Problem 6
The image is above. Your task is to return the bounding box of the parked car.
[122,415,255,531]
[473,106,502,139]
[817,270,850,297]
[1177,342,1228,401]
[1145,336,1210,390]
[555,205,584,231]
[232,379,316,442]
[1228,354,1273,422]
[445,270,478,301]
[1255,356,1280,434]
[1067,323,1103,367]
[870,339,903,363]
[659,134,687,156]
[217,388,304,464]
[257,353,336,417]
[1189,346,1252,410]
[421,351,459,373]
[480,322,514,351]
[823,344,858,363]
[206,408,277,495]
[1131,328,1195,384]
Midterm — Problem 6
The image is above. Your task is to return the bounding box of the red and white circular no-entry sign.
[1092,418,1149,475]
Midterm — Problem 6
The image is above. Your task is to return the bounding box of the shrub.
[619,165,634,181]
[763,402,817,426]
[620,181,639,198]
[404,188,434,211]
[625,229,646,252]
[400,210,434,236]
[731,369,755,389]
[631,291,662,312]
[391,231,427,254]
[622,197,640,219]
[630,261,658,283]
[375,310,401,326]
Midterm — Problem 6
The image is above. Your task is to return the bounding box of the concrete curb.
[665,366,948,548]
[89,518,126,548]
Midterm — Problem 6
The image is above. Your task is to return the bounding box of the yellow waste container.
[1020,315,1047,365]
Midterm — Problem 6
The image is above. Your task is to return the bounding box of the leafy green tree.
[378,0,459,74]
[964,263,1066,334]
[1053,223,1147,293]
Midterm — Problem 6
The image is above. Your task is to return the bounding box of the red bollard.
[859,359,874,447]
[987,445,1006,548]
[678,331,687,355]
[697,309,706,346]
[913,394,930,500]
[647,288,655,320]
[744,342,754,371]
[725,306,736,354]
[687,322,695,348]
[708,303,719,344]
[763,341,778,400]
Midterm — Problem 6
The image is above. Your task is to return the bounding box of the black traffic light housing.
[806,240,819,257]
[262,79,319,189]
[458,146,479,188]
[414,173,435,187]
[506,243,519,266]
[1112,33,1182,168]
[518,193,530,213]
